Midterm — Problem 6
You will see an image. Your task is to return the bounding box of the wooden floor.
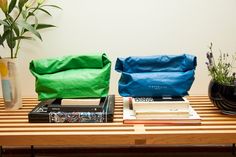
[1,96,236,146]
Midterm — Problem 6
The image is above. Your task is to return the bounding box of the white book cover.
[61,98,100,106]
[132,97,190,112]
[123,97,201,124]
[135,110,190,119]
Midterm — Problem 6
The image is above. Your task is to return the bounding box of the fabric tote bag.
[30,53,111,100]
[115,54,197,97]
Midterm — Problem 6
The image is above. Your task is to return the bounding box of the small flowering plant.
[206,43,236,86]
[0,0,61,58]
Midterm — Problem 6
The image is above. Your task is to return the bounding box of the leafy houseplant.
[206,43,236,86]
[206,43,236,114]
[0,0,61,58]
[0,0,60,110]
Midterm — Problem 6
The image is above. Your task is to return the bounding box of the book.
[47,97,106,112]
[132,96,190,112]
[61,98,100,106]
[28,95,115,123]
[135,110,190,119]
[123,97,201,124]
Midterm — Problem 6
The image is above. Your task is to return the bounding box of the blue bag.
[115,54,197,97]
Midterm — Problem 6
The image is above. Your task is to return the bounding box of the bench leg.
[0,146,2,157]
[31,145,35,157]
[232,143,235,155]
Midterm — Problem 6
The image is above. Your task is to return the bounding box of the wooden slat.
[0,123,128,127]
[0,127,134,132]
[145,125,236,130]
[1,96,236,146]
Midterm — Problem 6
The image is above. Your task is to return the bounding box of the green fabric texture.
[30,53,111,100]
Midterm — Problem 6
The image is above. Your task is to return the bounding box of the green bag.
[30,53,111,100]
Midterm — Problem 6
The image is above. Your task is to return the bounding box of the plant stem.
[13,11,22,23]
[10,41,13,58]
[5,15,14,59]
[14,5,40,58]
[14,33,22,58]
[5,11,21,58]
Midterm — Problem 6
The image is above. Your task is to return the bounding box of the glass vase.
[0,58,22,110]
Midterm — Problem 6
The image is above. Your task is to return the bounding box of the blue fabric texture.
[115,54,197,97]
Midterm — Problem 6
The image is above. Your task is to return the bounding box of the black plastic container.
[28,95,115,123]
[208,80,236,115]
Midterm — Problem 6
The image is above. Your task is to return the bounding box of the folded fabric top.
[30,54,110,75]
[115,54,196,73]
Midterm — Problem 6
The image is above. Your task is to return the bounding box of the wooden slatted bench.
[0,96,236,147]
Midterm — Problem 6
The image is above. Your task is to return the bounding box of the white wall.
[1,0,236,97]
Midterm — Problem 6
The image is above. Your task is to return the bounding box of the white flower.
[25,0,36,8]
[36,0,46,4]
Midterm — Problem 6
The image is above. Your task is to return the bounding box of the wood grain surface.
[0,96,236,146]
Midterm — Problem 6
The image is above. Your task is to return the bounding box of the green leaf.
[14,36,33,40]
[3,26,11,40]
[17,20,42,41]
[2,30,11,39]
[0,30,10,47]
[0,20,9,26]
[38,8,51,16]
[6,15,14,23]
[41,4,62,10]
[12,23,20,36]
[24,24,56,34]
[27,12,34,17]
[33,13,38,29]
[33,24,56,30]
[6,32,16,49]
[26,12,39,29]
[8,0,17,14]
[0,34,5,47]
[18,0,28,11]
[22,10,28,19]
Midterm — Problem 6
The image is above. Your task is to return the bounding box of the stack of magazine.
[28,95,115,123]
[123,97,201,124]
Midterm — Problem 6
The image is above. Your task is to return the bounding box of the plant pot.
[0,58,22,110]
[208,80,236,115]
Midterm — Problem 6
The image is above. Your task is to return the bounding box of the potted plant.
[0,0,60,110]
[206,43,236,114]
